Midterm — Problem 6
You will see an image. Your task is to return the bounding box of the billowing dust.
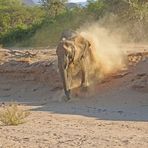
[77,23,127,83]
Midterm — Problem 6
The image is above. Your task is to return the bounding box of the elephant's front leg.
[62,69,70,100]
[58,63,71,100]
[67,68,72,88]
[62,68,72,101]
[81,58,89,88]
[62,69,72,101]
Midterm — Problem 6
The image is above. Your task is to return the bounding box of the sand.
[0,46,148,148]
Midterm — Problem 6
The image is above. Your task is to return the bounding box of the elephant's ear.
[74,35,91,49]
[72,35,91,62]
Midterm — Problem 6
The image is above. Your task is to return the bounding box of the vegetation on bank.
[0,0,148,47]
[0,104,30,126]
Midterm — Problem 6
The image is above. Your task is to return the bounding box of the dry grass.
[0,104,30,126]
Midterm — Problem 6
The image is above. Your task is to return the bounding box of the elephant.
[56,30,94,100]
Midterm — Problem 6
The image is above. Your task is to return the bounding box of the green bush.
[0,0,45,46]
[0,104,30,126]
[0,0,148,47]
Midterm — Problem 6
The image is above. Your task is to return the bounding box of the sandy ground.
[0,46,148,148]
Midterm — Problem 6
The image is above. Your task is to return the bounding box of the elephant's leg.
[58,63,71,100]
[67,68,72,90]
[80,58,89,88]
[64,69,71,100]
[64,68,72,100]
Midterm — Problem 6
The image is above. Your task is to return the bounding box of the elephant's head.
[56,31,91,100]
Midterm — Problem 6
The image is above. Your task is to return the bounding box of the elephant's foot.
[62,96,70,102]
[64,90,71,101]
[81,82,89,92]
[81,82,89,88]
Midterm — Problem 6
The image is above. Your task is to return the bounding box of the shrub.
[0,104,30,126]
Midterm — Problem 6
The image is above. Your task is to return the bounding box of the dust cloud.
[77,23,127,81]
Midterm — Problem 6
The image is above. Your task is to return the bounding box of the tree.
[40,0,67,17]
[87,0,106,19]
[125,0,148,21]
[0,0,45,45]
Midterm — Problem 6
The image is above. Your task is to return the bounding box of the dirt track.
[0,46,148,148]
